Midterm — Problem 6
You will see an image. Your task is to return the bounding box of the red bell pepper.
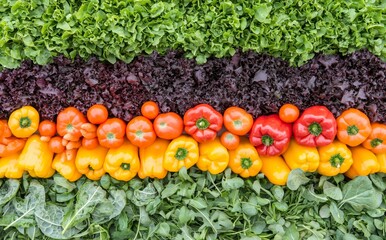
[249,114,292,156]
[183,104,223,143]
[293,106,337,147]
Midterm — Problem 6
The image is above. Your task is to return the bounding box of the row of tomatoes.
[0,102,385,185]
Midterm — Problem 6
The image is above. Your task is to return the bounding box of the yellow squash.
[197,137,229,174]
[75,145,108,180]
[317,141,353,176]
[282,139,319,172]
[138,138,169,179]
[104,140,140,181]
[18,135,55,178]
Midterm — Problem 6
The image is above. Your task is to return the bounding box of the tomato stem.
[175,147,188,160]
[308,122,322,136]
[241,157,252,169]
[20,117,31,128]
[329,153,344,168]
[121,163,131,170]
[107,132,115,140]
[347,125,359,136]
[370,138,383,148]
[136,130,143,138]
[262,135,274,146]
[196,118,210,130]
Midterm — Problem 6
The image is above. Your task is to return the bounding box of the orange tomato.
[126,116,156,148]
[87,104,109,124]
[153,112,183,139]
[48,136,65,153]
[38,120,56,137]
[220,131,240,150]
[82,137,99,149]
[97,118,126,148]
[279,104,300,123]
[223,107,253,135]
[141,101,160,120]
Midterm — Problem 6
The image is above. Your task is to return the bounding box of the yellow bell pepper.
[138,138,169,179]
[377,153,386,173]
[345,146,380,179]
[197,137,229,174]
[282,139,320,172]
[260,155,290,186]
[75,145,108,180]
[228,138,262,178]
[18,135,55,178]
[163,135,199,172]
[104,140,140,181]
[52,151,82,182]
[0,153,24,178]
[317,141,353,176]
[8,106,40,138]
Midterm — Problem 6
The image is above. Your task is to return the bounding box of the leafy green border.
[1,0,385,70]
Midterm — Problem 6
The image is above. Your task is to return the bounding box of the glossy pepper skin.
[18,135,55,178]
[293,106,337,147]
[184,104,223,143]
[163,135,199,172]
[52,151,82,182]
[138,138,169,179]
[249,114,292,156]
[8,106,40,138]
[362,123,386,154]
[197,137,229,174]
[345,146,380,179]
[228,138,263,178]
[104,140,140,181]
[75,145,108,180]
[317,141,353,176]
[260,156,290,186]
[282,139,320,172]
[336,108,372,147]
[376,153,386,173]
[0,153,24,178]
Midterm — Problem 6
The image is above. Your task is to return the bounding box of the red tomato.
[126,116,156,147]
[141,101,160,120]
[279,104,300,123]
[220,131,240,150]
[87,104,109,124]
[38,120,56,137]
[153,112,183,140]
[48,136,65,153]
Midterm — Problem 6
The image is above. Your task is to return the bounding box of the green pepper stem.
[329,153,345,168]
[262,135,274,146]
[20,117,32,128]
[370,138,383,148]
[121,163,131,170]
[308,122,322,136]
[347,125,359,136]
[175,147,188,161]
[241,157,252,169]
[196,118,210,130]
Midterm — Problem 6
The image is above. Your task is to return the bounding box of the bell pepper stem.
[241,157,252,169]
[347,125,359,136]
[20,117,32,128]
[308,122,322,136]
[262,135,274,146]
[329,153,344,168]
[175,147,188,160]
[196,118,210,130]
[370,138,383,148]
[121,163,130,170]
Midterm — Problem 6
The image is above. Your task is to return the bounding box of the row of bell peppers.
[0,103,385,185]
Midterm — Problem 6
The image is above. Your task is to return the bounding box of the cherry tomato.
[87,104,108,124]
[223,107,254,136]
[82,137,99,149]
[48,136,65,153]
[38,120,56,137]
[153,112,183,140]
[279,104,300,123]
[126,116,156,147]
[141,101,159,120]
[220,131,240,150]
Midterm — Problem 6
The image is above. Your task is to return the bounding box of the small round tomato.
[153,112,183,140]
[279,104,299,123]
[141,101,159,120]
[126,116,156,148]
[48,136,65,153]
[82,137,99,149]
[87,104,109,124]
[220,131,240,150]
[97,118,126,148]
[38,120,56,137]
[223,107,253,136]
